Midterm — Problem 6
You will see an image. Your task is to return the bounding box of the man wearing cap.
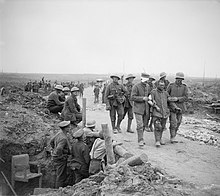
[61,87,82,126]
[123,74,136,133]
[131,73,151,147]
[105,74,127,134]
[47,85,65,114]
[93,84,100,103]
[155,72,170,91]
[167,72,188,143]
[83,120,104,151]
[70,128,90,183]
[50,121,71,188]
[150,81,171,147]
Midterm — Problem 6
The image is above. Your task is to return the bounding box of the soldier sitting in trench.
[47,85,64,114]
[70,128,90,183]
[83,120,104,151]
[61,87,82,126]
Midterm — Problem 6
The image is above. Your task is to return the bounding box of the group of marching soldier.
[104,72,188,147]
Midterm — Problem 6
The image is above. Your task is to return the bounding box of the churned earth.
[1,84,220,196]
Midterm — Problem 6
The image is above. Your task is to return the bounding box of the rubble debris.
[32,162,217,196]
[180,117,220,147]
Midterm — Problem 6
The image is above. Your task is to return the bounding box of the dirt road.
[82,86,220,186]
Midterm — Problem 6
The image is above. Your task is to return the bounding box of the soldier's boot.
[116,119,122,133]
[170,129,178,143]
[160,130,165,145]
[127,119,134,133]
[111,120,117,134]
[154,130,161,147]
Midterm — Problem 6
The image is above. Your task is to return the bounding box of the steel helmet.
[159,72,167,79]
[63,87,70,92]
[175,72,184,80]
[110,74,120,80]
[125,74,136,80]
[71,87,79,92]
[149,75,156,81]
[55,85,63,91]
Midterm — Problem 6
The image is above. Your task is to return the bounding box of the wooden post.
[114,145,133,160]
[101,124,115,165]
[118,153,148,167]
[82,98,86,127]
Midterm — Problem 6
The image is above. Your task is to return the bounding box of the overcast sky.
[0,0,220,77]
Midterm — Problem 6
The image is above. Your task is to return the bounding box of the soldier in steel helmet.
[167,72,188,143]
[105,74,128,134]
[123,74,136,133]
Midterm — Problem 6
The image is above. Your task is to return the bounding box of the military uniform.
[50,129,70,188]
[131,81,150,144]
[47,91,64,114]
[105,81,127,133]
[124,81,134,132]
[61,95,82,125]
[70,129,90,183]
[101,84,107,103]
[151,88,170,146]
[167,81,188,140]
[93,86,100,103]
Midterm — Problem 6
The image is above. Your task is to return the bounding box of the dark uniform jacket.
[93,87,100,95]
[151,88,170,118]
[167,82,188,113]
[47,91,64,108]
[61,95,81,121]
[105,82,127,107]
[50,130,70,162]
[131,82,150,115]
[71,140,90,171]
[124,81,134,108]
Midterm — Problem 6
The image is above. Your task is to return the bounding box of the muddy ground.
[0,78,220,196]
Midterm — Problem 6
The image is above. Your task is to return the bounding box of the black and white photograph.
[0,0,220,195]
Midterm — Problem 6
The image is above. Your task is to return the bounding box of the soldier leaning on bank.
[50,121,71,188]
[167,72,188,143]
[105,74,128,134]
[123,74,136,133]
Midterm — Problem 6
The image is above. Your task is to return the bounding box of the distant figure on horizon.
[93,84,100,103]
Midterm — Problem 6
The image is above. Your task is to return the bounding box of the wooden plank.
[82,98,86,127]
